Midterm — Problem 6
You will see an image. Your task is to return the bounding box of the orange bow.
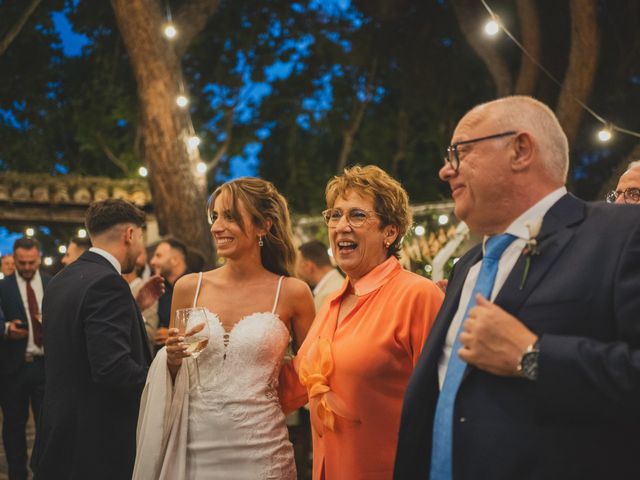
[298,338,358,436]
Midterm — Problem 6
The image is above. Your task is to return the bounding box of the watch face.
[521,350,539,381]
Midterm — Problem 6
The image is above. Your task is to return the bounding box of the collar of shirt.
[351,255,401,296]
[15,269,42,288]
[481,186,567,252]
[89,247,122,274]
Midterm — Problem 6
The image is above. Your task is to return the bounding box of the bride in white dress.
[133,178,315,479]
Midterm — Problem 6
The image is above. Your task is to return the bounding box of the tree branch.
[336,59,378,173]
[174,0,222,57]
[207,105,235,172]
[451,0,512,96]
[514,0,541,94]
[555,0,599,145]
[0,0,42,57]
[391,110,408,176]
[96,132,129,175]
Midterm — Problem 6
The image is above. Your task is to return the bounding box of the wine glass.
[175,307,210,389]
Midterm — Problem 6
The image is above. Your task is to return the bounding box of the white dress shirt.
[89,247,122,274]
[15,270,45,356]
[437,187,567,388]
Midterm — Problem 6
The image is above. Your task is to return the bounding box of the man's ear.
[511,132,534,172]
[124,226,135,244]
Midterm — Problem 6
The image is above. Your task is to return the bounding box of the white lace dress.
[133,274,296,480]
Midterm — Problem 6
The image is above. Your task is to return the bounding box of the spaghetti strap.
[271,276,285,314]
[193,272,203,308]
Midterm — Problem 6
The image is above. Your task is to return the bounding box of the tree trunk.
[514,0,541,95]
[555,0,599,145]
[451,0,512,97]
[111,0,218,267]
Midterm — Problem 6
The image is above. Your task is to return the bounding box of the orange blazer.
[280,256,444,480]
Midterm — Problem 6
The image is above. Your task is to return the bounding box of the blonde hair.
[325,165,412,258]
[209,177,296,276]
[469,96,569,183]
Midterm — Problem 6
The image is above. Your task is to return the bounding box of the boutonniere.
[520,218,543,290]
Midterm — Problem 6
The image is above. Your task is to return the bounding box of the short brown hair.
[85,199,145,236]
[209,177,296,276]
[325,165,412,258]
[299,240,332,267]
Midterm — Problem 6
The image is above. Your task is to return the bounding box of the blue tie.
[429,233,517,480]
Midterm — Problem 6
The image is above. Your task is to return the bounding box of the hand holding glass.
[175,307,210,388]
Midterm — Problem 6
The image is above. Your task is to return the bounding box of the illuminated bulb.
[425,265,433,273]
[77,229,87,239]
[44,257,53,266]
[196,162,207,174]
[597,127,612,142]
[327,248,333,258]
[438,214,449,225]
[25,227,35,237]
[414,225,426,236]
[58,245,67,254]
[138,166,148,177]
[163,24,177,39]
[484,19,500,36]
[187,136,201,150]
[176,95,189,108]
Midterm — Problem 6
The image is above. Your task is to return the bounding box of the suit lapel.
[8,275,28,319]
[494,194,585,315]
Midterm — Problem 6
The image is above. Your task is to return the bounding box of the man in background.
[149,238,189,349]
[60,236,92,267]
[296,240,344,311]
[606,161,640,205]
[1,254,15,277]
[0,238,49,480]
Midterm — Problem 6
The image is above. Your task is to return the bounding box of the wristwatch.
[517,339,539,381]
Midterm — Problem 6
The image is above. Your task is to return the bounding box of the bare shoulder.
[281,276,313,300]
[174,272,201,294]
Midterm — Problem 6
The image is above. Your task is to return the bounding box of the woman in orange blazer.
[281,165,444,479]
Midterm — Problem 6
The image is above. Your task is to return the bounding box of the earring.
[385,241,391,248]
[258,235,264,247]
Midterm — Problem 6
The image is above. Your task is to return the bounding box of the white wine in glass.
[175,307,210,389]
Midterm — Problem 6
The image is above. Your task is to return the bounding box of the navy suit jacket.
[0,272,50,375]
[32,251,151,480]
[395,194,640,480]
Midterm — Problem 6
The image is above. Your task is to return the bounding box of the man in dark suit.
[31,199,163,480]
[395,96,640,480]
[0,237,50,480]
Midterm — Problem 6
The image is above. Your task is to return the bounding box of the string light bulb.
[176,95,189,108]
[196,162,207,174]
[77,229,87,239]
[58,245,67,254]
[163,23,177,39]
[138,166,148,177]
[597,126,612,143]
[44,257,53,266]
[438,214,450,225]
[484,19,500,36]
[25,227,35,237]
[187,135,201,150]
[414,225,426,236]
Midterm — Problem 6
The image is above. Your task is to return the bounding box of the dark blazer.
[0,272,50,374]
[32,251,151,480]
[395,194,640,480]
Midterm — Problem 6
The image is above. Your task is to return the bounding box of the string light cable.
[480,0,640,140]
